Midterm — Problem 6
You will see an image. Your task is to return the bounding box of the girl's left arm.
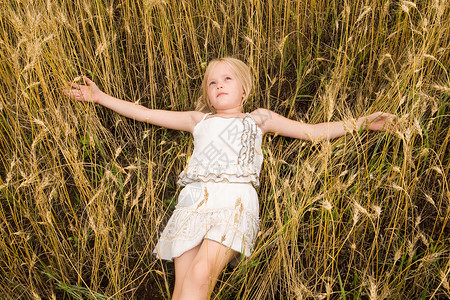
[251,108,396,141]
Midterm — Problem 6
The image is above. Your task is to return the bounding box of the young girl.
[64,57,395,300]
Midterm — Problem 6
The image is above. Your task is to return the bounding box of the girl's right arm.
[63,76,203,133]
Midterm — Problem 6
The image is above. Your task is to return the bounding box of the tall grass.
[0,0,448,299]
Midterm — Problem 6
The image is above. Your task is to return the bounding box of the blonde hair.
[195,57,253,113]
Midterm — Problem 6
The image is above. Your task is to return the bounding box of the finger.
[390,116,400,132]
[385,116,398,133]
[62,88,80,98]
[67,81,81,89]
[83,76,94,86]
[64,88,87,101]
[62,88,76,96]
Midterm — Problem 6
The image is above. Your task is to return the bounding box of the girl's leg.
[179,239,237,300]
[172,244,201,300]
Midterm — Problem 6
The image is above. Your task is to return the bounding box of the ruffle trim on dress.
[154,207,260,259]
[177,163,260,187]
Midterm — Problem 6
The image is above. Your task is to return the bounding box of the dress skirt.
[153,181,260,261]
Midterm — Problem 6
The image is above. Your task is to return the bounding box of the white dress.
[153,113,263,260]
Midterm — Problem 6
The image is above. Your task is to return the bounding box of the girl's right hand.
[63,76,103,103]
[364,111,398,132]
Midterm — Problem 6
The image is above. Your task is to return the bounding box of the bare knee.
[178,240,237,299]
[188,259,214,287]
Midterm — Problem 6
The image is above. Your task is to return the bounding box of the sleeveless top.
[177,113,264,188]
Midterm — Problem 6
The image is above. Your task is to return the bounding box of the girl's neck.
[209,112,247,119]
[213,106,244,117]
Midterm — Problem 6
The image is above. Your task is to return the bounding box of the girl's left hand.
[364,112,397,132]
[63,76,103,103]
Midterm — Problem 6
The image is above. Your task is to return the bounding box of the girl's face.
[207,62,245,113]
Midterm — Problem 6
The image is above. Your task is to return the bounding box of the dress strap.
[202,113,212,121]
[245,112,263,135]
[245,112,257,123]
[193,113,212,133]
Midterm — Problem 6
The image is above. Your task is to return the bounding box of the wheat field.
[0,0,449,299]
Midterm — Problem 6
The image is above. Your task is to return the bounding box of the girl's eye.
[225,77,232,80]
[209,81,215,86]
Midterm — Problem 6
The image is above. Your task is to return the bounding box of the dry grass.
[0,0,449,299]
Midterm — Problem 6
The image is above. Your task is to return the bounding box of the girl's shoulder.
[192,111,207,123]
[190,111,210,131]
[249,108,274,134]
